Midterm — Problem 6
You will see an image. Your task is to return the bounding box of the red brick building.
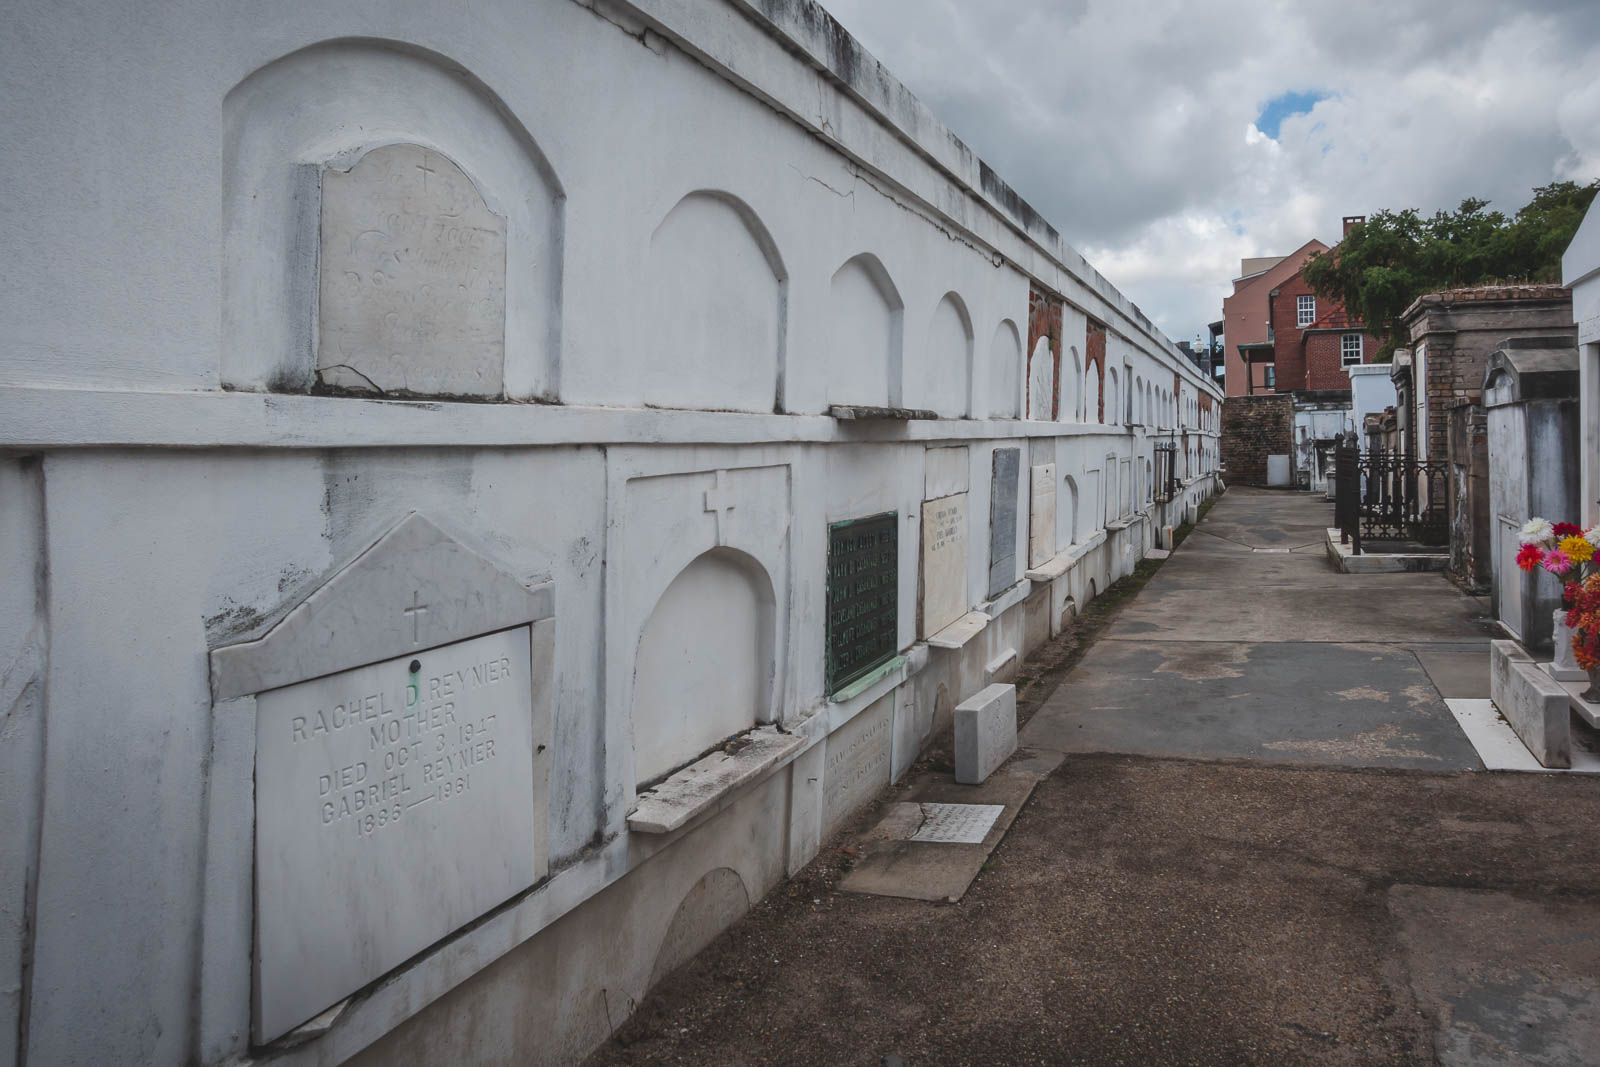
[1259,253,1379,392]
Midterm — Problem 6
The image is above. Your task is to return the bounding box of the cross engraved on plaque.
[403,591,429,644]
[704,469,736,546]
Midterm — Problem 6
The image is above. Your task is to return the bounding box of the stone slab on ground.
[1391,885,1600,1067]
[837,749,1062,903]
[1023,639,1483,770]
[954,683,1016,785]
[1415,645,1492,699]
[1444,699,1600,774]
[1490,639,1571,768]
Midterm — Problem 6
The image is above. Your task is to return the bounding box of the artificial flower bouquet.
[1517,518,1600,673]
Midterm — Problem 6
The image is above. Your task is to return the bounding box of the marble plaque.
[988,448,1020,597]
[920,493,968,638]
[319,143,507,397]
[254,626,536,1041]
[910,803,1005,844]
[823,693,893,837]
[1029,464,1057,568]
[826,512,899,695]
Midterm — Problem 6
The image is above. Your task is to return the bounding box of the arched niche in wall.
[1063,474,1080,545]
[827,253,903,409]
[987,319,1022,418]
[631,548,776,786]
[637,191,787,413]
[221,38,564,400]
[1026,336,1055,421]
[921,292,973,417]
[1085,365,1101,424]
[1134,375,1144,423]
[1106,367,1120,426]
[1064,346,1082,422]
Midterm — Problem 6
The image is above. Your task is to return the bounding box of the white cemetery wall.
[0,0,1223,1063]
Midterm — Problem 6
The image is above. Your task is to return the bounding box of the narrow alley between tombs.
[579,488,1600,1067]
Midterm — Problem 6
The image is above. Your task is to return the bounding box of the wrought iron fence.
[1334,445,1450,554]
[1153,441,1178,503]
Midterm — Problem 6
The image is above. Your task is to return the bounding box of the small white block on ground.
[954,682,1017,785]
[1146,548,1170,560]
[910,803,1006,843]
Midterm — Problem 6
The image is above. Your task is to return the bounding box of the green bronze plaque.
[826,511,899,695]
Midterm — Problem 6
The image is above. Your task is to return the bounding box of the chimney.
[1343,215,1365,236]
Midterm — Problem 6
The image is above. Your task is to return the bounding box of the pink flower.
[1543,549,1574,576]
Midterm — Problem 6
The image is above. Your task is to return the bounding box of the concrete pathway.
[588,488,1600,1067]
[1022,487,1495,770]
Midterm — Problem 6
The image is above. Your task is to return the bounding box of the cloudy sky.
[821,0,1600,347]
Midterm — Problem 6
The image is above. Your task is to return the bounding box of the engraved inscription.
[318,143,507,397]
[909,803,1005,844]
[285,649,515,840]
[254,626,536,1040]
[826,512,899,694]
[919,492,968,638]
[823,696,893,834]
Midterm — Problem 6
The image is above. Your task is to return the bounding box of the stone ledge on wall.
[628,727,807,835]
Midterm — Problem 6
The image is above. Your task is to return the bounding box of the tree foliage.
[1302,181,1598,358]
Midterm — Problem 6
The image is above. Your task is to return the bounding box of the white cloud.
[820,0,1600,341]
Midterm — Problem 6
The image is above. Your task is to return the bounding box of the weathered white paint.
[637,192,786,413]
[919,293,973,417]
[828,254,903,409]
[0,0,1223,1063]
[987,320,1024,419]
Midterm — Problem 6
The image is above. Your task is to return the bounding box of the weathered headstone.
[826,512,899,695]
[988,448,1020,596]
[823,692,894,836]
[319,143,507,397]
[919,493,968,638]
[1028,463,1056,568]
[954,683,1017,784]
[209,514,552,1043]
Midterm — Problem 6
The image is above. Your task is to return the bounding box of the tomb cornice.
[0,385,1219,450]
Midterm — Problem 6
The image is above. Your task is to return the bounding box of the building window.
[1296,295,1316,328]
[1342,333,1362,366]
[1265,365,1276,389]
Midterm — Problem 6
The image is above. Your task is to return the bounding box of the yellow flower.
[1558,534,1594,563]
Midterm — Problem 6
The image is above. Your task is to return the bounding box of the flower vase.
[1545,609,1588,682]
[1584,666,1600,707]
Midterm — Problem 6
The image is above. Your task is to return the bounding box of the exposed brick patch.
[1028,287,1063,419]
[1220,394,1294,486]
[1086,320,1107,422]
